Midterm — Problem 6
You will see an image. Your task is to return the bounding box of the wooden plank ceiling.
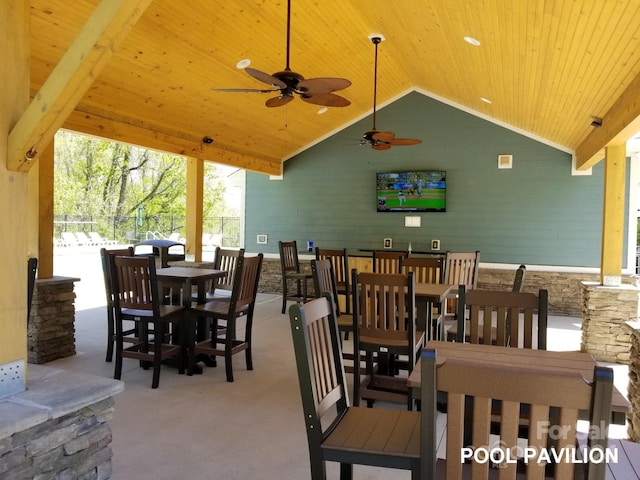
[29,0,640,175]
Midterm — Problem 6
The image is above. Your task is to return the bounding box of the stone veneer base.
[626,321,640,442]
[581,281,639,364]
[0,365,124,479]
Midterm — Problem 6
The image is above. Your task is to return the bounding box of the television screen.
[376,170,446,212]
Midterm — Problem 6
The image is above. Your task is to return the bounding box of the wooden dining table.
[408,340,631,425]
[155,266,228,372]
[156,266,227,307]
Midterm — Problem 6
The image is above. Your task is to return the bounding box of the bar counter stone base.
[581,281,639,364]
[0,365,124,479]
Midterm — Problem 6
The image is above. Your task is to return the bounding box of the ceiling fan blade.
[388,138,423,145]
[372,143,392,151]
[300,92,351,107]
[212,87,279,93]
[371,131,396,142]
[297,77,352,94]
[265,95,294,108]
[245,67,287,89]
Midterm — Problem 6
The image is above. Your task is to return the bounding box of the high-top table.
[156,267,227,307]
[408,340,630,424]
[414,283,453,341]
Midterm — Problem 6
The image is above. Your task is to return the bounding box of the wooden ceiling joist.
[7,0,152,172]
[63,110,283,176]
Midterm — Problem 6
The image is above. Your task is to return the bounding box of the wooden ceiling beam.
[574,72,640,170]
[63,110,282,176]
[7,0,152,172]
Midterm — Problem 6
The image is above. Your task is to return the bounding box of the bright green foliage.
[54,131,227,238]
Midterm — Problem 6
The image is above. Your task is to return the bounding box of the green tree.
[54,131,227,239]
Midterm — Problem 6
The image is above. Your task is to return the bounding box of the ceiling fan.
[213,0,351,108]
[361,35,422,150]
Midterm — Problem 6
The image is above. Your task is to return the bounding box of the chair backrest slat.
[311,259,340,314]
[456,286,548,349]
[353,271,415,342]
[112,255,158,313]
[100,247,134,306]
[226,254,263,312]
[373,250,407,274]
[213,247,245,291]
[442,251,479,288]
[400,256,443,284]
[279,241,301,273]
[420,349,614,479]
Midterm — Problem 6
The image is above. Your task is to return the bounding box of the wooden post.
[37,141,55,278]
[186,157,204,261]
[600,144,627,286]
[0,1,30,367]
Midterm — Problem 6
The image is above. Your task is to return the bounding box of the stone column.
[28,276,80,364]
[581,281,639,363]
[627,321,640,442]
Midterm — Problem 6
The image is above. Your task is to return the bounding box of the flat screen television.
[376,170,446,212]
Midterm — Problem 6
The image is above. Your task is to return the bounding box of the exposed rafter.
[575,72,640,170]
[7,0,152,172]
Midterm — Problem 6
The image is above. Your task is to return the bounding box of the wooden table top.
[414,283,453,301]
[156,267,226,281]
[408,340,630,416]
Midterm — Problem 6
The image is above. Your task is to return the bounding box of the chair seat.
[122,304,184,319]
[360,330,425,350]
[194,298,248,316]
[336,313,353,330]
[322,407,420,459]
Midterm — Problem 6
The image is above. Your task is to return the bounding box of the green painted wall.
[246,91,613,267]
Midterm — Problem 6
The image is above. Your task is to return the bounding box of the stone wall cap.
[35,275,81,285]
[0,365,124,440]
[582,281,639,292]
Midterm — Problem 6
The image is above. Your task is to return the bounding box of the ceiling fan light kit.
[361,34,422,150]
[213,0,351,108]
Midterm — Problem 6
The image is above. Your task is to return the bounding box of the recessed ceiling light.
[481,97,492,104]
[236,59,251,69]
[317,107,328,115]
[464,36,481,46]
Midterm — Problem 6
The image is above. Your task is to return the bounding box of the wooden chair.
[100,246,134,362]
[420,348,613,479]
[451,285,549,349]
[372,249,407,273]
[446,263,527,342]
[315,247,350,314]
[279,240,313,314]
[111,254,185,388]
[401,256,445,340]
[400,255,444,284]
[191,247,245,302]
[352,270,424,408]
[190,254,263,382]
[289,295,421,480]
[442,250,480,316]
[310,259,355,369]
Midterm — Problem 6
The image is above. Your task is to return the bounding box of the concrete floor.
[48,249,631,479]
